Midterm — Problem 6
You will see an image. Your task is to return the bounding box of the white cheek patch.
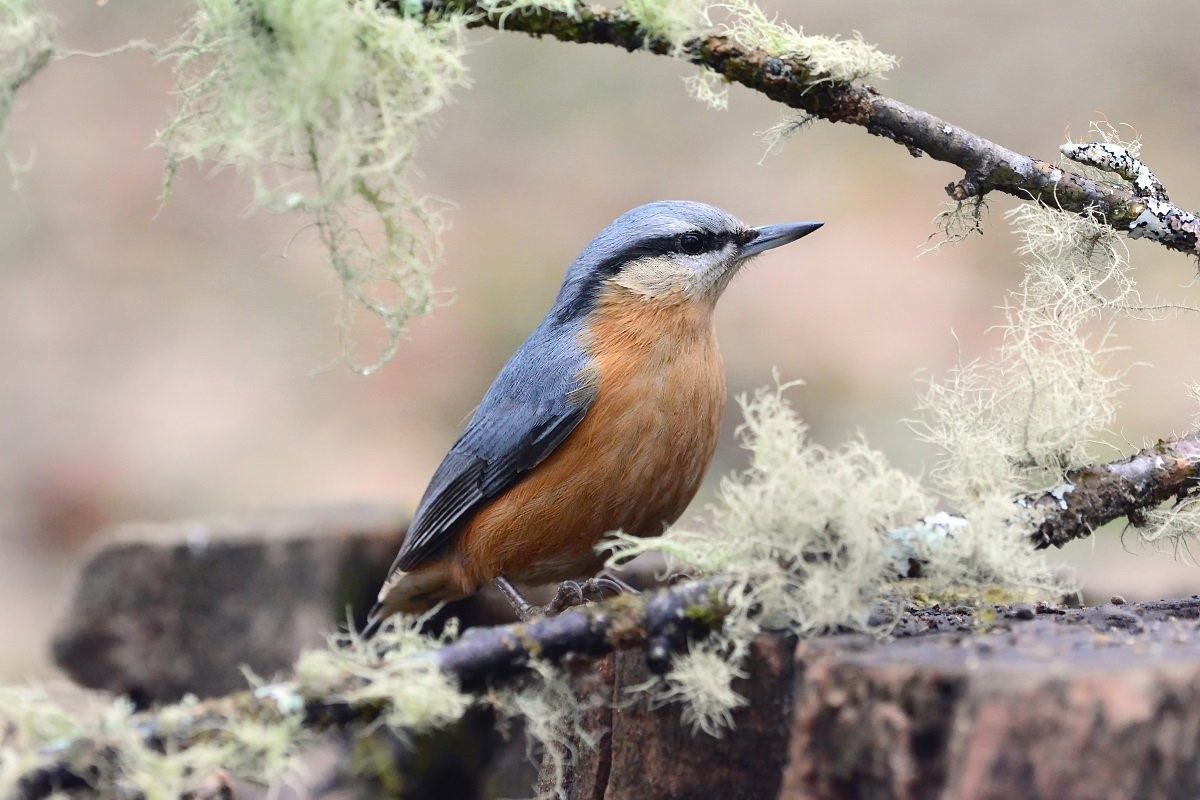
[612,245,737,299]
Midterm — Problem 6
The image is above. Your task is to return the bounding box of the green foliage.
[158,0,470,372]
[0,0,54,184]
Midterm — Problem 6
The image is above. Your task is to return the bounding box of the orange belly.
[449,285,726,592]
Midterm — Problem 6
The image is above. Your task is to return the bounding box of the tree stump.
[541,599,1200,800]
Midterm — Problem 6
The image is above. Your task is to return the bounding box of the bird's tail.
[360,562,462,640]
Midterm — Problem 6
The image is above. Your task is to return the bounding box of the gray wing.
[389,323,595,574]
[390,401,587,572]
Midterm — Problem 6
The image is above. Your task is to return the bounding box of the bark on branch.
[391,0,1200,258]
[16,432,1200,798]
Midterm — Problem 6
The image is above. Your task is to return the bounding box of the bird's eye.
[679,232,705,255]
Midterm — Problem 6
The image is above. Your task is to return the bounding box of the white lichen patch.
[1060,120,1150,190]
[1137,385,1200,556]
[714,0,896,82]
[1061,141,1166,201]
[683,68,729,110]
[0,0,55,183]
[158,0,470,372]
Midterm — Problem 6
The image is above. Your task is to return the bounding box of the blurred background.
[2,1,1198,680]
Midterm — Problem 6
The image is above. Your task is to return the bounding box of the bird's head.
[555,200,821,319]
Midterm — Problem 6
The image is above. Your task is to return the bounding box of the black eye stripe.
[556,228,744,323]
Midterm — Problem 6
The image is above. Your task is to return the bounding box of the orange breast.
[448,284,726,591]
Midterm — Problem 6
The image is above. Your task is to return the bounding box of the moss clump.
[0,0,54,184]
[158,0,470,372]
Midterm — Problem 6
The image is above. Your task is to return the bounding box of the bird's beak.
[740,221,824,258]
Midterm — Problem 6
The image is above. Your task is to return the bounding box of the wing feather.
[389,400,589,574]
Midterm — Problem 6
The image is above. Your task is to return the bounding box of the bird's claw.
[498,575,640,622]
[545,580,587,614]
[536,576,639,618]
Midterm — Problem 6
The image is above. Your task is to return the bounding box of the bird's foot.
[544,575,640,614]
[494,575,641,622]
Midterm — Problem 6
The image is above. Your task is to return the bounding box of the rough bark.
[540,636,798,800]
[782,598,1200,800]
[383,0,1200,259]
[539,598,1200,800]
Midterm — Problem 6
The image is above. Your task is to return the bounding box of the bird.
[363,201,821,637]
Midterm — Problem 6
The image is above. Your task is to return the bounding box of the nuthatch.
[364,201,821,634]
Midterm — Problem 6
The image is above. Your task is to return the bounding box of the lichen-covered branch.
[1021,431,1200,549]
[390,0,1200,258]
[888,432,1200,558]
[15,578,730,800]
[16,431,1200,798]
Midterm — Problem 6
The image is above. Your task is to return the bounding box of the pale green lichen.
[0,0,55,185]
[715,0,896,82]
[157,0,470,373]
[625,0,710,50]
[610,380,931,634]
[0,611,471,797]
[296,611,470,733]
[648,645,747,737]
[0,687,86,795]
[479,0,581,27]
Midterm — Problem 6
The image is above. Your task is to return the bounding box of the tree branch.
[393,0,1200,258]
[1021,431,1200,549]
[15,432,1200,797]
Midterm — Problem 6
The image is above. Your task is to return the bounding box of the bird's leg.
[493,576,542,622]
